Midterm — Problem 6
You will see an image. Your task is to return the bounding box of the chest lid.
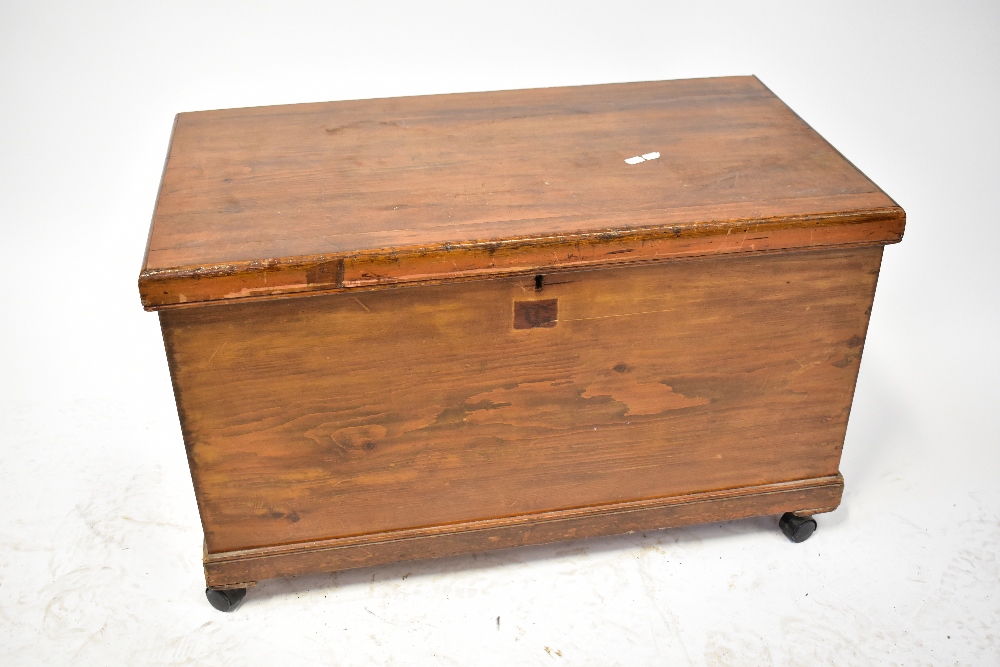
[139,76,903,310]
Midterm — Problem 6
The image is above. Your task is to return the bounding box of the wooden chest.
[139,76,904,609]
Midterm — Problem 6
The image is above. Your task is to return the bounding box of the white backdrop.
[1,2,998,664]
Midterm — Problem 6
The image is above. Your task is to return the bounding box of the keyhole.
[534,274,544,291]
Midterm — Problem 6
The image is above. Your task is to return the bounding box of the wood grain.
[141,76,903,309]
[162,246,881,562]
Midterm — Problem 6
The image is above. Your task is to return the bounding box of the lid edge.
[139,206,904,310]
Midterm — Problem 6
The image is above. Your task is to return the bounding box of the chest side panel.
[161,246,881,553]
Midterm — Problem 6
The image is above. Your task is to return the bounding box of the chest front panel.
[162,246,881,554]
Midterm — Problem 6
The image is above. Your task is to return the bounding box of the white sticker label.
[625,151,660,165]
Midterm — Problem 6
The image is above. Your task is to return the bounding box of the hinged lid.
[139,76,903,310]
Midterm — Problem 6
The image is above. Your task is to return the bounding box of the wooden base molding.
[204,475,843,589]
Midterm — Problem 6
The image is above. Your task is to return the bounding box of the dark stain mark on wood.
[613,363,629,373]
[831,355,855,368]
[514,299,558,329]
[847,335,863,348]
[306,259,345,286]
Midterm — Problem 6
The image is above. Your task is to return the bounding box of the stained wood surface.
[141,76,903,309]
[204,475,844,588]
[162,246,881,555]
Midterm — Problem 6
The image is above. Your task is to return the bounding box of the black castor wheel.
[206,587,247,612]
[779,512,817,543]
